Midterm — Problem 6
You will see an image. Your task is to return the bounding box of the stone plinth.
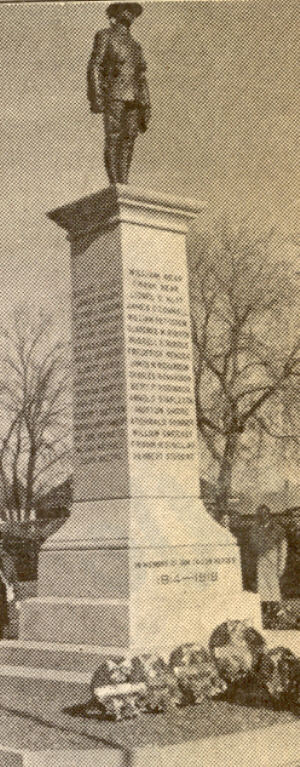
[18,185,260,652]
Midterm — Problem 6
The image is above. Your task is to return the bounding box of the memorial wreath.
[87,621,300,721]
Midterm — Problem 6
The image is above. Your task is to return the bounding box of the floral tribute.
[89,621,300,721]
[256,646,300,706]
[169,643,227,704]
[209,620,266,683]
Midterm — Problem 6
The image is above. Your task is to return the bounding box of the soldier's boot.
[119,139,135,184]
[104,137,120,184]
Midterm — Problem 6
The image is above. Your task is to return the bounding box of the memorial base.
[18,496,262,650]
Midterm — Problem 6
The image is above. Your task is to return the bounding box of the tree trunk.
[216,432,238,521]
[24,445,36,520]
[0,417,21,520]
[0,465,12,521]
[11,422,22,521]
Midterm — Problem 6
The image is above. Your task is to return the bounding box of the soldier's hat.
[106,3,143,19]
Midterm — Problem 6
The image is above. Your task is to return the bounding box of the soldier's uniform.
[87,18,150,183]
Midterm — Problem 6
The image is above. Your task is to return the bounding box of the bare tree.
[190,220,300,520]
[0,307,72,521]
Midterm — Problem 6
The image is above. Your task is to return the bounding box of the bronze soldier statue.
[87,2,151,184]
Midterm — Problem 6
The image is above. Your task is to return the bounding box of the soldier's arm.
[137,46,148,81]
[137,46,151,130]
[87,30,109,113]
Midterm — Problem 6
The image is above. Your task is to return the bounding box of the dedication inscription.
[134,552,238,590]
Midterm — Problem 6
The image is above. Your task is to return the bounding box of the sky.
[0,0,299,322]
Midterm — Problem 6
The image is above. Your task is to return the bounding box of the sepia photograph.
[0,0,298,764]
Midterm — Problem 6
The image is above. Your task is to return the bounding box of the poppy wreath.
[130,653,182,713]
[90,655,146,720]
[169,643,227,705]
[255,647,300,709]
[209,620,266,684]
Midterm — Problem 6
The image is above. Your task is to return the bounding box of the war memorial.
[0,3,298,765]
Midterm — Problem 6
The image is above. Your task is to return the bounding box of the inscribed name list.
[72,265,199,480]
[73,277,127,465]
[125,267,197,463]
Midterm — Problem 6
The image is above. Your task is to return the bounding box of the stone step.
[0,631,297,679]
[19,591,262,650]
[0,663,90,717]
[19,596,129,646]
[0,640,125,674]
[0,748,124,767]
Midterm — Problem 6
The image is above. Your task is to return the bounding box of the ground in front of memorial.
[0,692,297,751]
[1,585,298,751]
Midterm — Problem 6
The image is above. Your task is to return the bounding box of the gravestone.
[19,183,261,652]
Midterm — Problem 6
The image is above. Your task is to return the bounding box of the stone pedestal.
[19,185,260,652]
